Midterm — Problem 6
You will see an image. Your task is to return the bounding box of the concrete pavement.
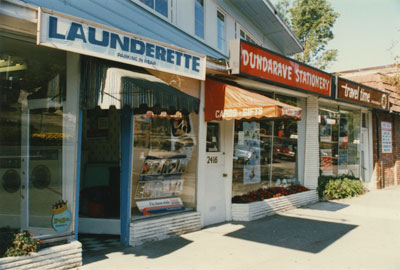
[82,186,400,270]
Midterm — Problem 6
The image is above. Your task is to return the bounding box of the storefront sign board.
[137,197,184,215]
[337,78,389,110]
[229,40,332,97]
[381,121,392,154]
[37,8,206,80]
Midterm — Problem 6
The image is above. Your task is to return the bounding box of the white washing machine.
[0,156,22,228]
[28,148,63,228]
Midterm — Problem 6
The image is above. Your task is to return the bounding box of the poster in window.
[320,124,332,142]
[320,149,333,175]
[243,122,261,184]
[381,121,392,154]
[140,159,165,176]
[162,159,181,175]
[338,149,348,175]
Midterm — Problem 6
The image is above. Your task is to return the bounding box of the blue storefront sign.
[37,8,206,80]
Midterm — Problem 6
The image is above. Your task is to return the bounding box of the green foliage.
[318,173,364,200]
[275,0,340,70]
[3,231,42,257]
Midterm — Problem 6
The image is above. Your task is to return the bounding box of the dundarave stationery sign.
[337,77,389,110]
[229,39,332,97]
[37,8,206,80]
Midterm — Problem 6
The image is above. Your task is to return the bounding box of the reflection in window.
[217,11,225,51]
[232,94,299,197]
[139,0,168,17]
[195,0,204,39]
[206,122,220,152]
[0,36,66,232]
[131,113,198,218]
[319,106,361,178]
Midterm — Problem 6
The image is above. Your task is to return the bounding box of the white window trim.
[216,9,226,53]
[194,0,205,40]
[237,23,262,46]
[131,0,172,23]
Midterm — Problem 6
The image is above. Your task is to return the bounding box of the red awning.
[205,79,302,121]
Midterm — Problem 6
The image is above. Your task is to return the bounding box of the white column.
[196,80,207,227]
[303,95,320,189]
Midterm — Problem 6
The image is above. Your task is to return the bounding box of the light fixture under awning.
[205,78,301,121]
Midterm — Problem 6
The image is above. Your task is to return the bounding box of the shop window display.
[0,36,73,235]
[232,94,299,197]
[131,112,198,217]
[319,106,360,177]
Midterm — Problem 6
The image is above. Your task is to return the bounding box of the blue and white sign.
[37,8,206,80]
[137,197,184,215]
[51,208,72,232]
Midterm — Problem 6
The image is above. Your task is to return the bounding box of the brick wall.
[372,112,400,188]
[342,67,400,189]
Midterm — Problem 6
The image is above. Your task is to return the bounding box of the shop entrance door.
[21,101,64,237]
[203,121,233,226]
[360,128,370,182]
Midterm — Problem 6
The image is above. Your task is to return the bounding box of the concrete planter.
[0,240,82,270]
[232,190,319,221]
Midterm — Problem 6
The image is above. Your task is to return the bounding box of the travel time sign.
[229,40,332,97]
[337,78,389,110]
[37,8,206,80]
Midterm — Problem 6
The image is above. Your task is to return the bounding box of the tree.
[387,36,400,91]
[276,0,339,70]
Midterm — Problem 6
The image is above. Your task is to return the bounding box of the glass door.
[21,102,64,236]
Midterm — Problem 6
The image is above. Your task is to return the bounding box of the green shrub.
[317,171,362,199]
[3,231,42,257]
[322,177,364,200]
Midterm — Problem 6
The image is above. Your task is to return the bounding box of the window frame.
[133,0,171,22]
[217,9,226,52]
[194,0,205,39]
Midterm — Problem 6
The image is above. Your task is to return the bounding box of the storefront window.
[232,94,299,197]
[131,112,198,218]
[271,95,299,186]
[0,36,74,236]
[319,106,361,177]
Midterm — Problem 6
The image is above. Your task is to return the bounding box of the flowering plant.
[4,231,42,257]
[232,185,310,204]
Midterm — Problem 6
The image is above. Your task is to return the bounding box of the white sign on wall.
[37,8,206,80]
[381,121,392,154]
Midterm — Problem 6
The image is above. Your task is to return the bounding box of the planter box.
[0,240,82,270]
[130,211,201,246]
[232,190,319,221]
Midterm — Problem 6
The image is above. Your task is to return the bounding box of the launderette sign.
[37,8,206,80]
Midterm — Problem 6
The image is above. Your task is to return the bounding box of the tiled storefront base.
[130,212,201,246]
[0,241,82,270]
[232,190,319,221]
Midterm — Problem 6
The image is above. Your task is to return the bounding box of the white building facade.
[0,0,381,249]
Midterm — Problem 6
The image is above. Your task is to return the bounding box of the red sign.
[337,78,389,110]
[230,40,332,97]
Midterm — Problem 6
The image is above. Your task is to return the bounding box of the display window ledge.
[232,190,319,221]
[0,240,81,270]
[130,211,201,246]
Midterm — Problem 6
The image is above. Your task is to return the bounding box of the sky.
[271,0,400,72]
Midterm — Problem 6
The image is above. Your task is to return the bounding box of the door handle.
[222,173,228,177]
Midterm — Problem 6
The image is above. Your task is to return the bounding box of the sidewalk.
[82,186,400,270]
